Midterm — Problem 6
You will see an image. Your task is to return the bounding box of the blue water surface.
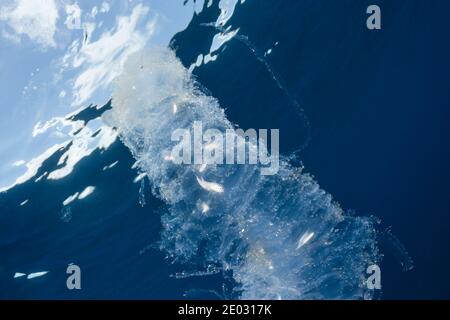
[1,0,450,299]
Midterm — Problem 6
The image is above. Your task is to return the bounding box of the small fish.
[196,176,224,193]
[296,231,314,249]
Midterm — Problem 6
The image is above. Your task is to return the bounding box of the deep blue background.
[1,0,449,299]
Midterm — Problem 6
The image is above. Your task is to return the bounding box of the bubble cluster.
[104,47,380,299]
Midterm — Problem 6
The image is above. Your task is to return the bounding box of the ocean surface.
[1,0,450,299]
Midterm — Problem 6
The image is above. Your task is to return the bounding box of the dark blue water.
[1,0,450,299]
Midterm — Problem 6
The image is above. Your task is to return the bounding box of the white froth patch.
[105,47,379,300]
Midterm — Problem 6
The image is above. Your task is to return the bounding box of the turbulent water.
[10,0,450,299]
[104,47,380,299]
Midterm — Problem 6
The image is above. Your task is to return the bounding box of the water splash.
[103,47,380,299]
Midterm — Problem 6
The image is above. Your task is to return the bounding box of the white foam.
[105,47,379,300]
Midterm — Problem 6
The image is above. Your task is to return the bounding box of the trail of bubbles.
[139,178,146,207]
[379,227,414,272]
[200,23,312,154]
[104,47,380,299]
